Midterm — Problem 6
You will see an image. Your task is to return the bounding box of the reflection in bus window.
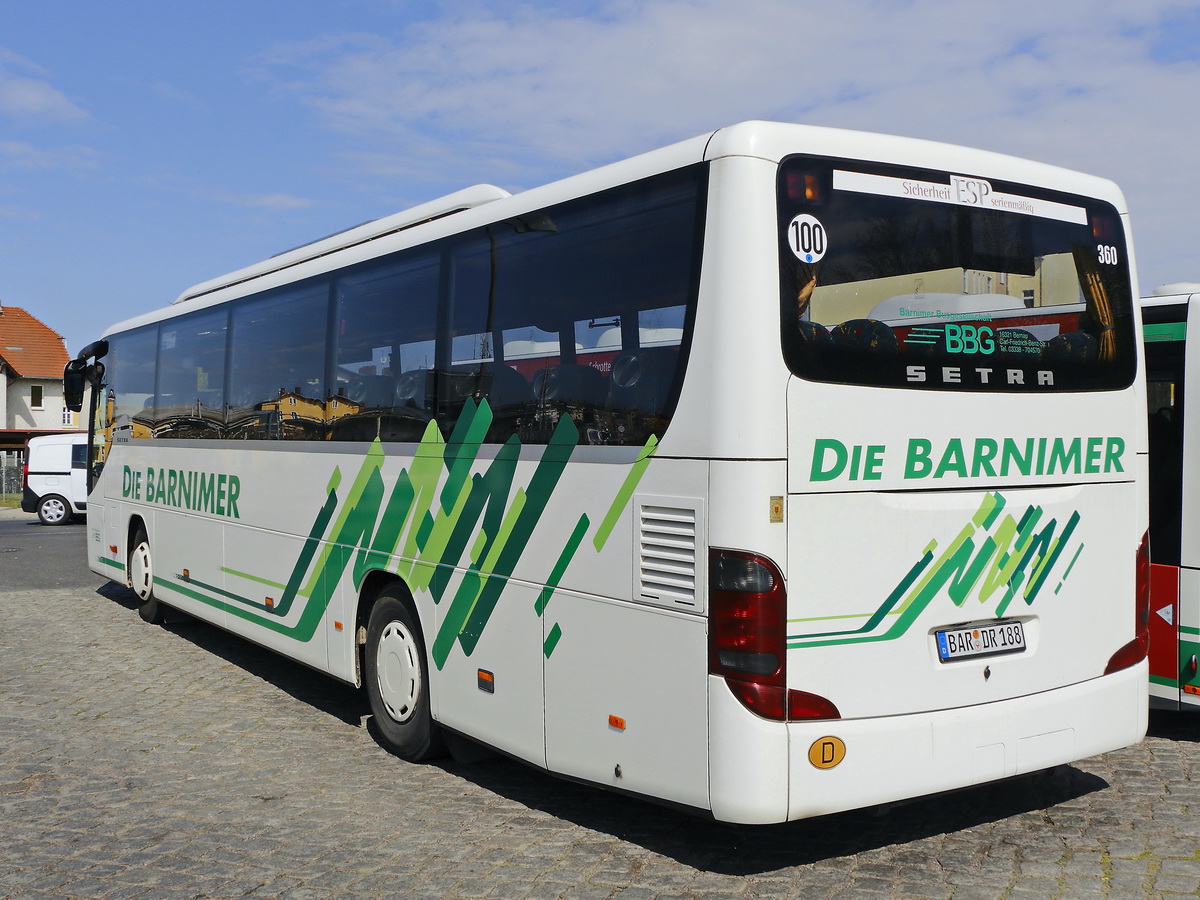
[227,284,329,440]
[333,249,441,442]
[97,165,705,446]
[103,325,158,447]
[152,306,227,438]
[443,169,704,445]
[778,157,1136,393]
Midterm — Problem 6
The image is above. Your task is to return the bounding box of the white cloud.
[0,140,97,172]
[259,1,1199,163]
[223,191,314,211]
[258,0,1200,287]
[133,170,313,211]
[0,47,88,124]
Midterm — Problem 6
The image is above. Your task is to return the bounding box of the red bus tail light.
[709,549,839,721]
[1105,531,1151,675]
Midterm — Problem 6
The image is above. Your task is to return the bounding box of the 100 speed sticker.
[786,214,828,263]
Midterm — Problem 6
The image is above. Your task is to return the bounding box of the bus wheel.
[129,527,166,625]
[36,495,72,526]
[365,587,445,761]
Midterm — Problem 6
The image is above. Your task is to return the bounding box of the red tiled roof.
[0,305,71,379]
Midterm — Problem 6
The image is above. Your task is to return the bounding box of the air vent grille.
[639,504,698,608]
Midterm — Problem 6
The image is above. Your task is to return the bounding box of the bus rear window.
[777,156,1136,392]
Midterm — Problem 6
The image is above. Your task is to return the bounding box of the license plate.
[936,619,1026,662]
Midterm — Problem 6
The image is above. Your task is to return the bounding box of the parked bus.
[1141,284,1200,710]
[65,122,1149,824]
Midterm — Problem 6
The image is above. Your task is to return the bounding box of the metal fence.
[1,452,25,498]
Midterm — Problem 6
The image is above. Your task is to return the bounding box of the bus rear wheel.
[364,587,445,761]
[129,527,166,625]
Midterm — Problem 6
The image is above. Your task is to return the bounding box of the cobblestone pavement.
[2,577,1200,899]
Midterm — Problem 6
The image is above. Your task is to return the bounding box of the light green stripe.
[221,567,286,590]
[593,435,658,551]
[410,473,476,592]
[302,440,385,597]
[1060,543,1084,582]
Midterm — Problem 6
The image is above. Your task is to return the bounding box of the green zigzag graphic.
[170,398,659,665]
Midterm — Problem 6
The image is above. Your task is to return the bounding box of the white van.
[21,432,88,525]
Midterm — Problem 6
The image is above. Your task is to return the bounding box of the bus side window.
[227,283,329,440]
[151,306,228,439]
[334,249,440,443]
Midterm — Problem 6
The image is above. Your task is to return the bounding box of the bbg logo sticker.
[945,324,994,354]
[905,324,996,355]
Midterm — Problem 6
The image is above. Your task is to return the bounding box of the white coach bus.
[65,122,1149,824]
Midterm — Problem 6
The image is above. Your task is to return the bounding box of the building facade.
[1,303,79,462]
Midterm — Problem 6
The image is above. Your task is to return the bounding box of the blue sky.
[3,0,1199,357]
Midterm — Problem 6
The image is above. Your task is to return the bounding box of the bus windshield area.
[777,156,1136,392]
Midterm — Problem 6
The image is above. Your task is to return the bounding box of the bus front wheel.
[365,587,445,761]
[129,527,166,625]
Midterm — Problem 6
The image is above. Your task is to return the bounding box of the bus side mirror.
[63,351,107,413]
[63,359,88,412]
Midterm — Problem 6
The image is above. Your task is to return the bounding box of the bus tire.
[36,495,72,526]
[365,587,445,761]
[129,527,166,625]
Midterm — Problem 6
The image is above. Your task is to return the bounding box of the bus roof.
[107,121,1130,338]
[172,183,512,306]
[1147,283,1200,303]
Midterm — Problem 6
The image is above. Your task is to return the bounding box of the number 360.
[1097,244,1119,265]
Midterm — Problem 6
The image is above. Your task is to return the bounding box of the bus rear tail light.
[1105,531,1151,675]
[709,549,839,721]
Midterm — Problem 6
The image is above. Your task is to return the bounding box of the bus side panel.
[1180,567,1200,709]
[1148,563,1181,707]
[97,444,232,635]
[96,442,345,677]
[432,576,546,768]
[149,510,229,632]
[538,456,711,809]
[324,572,354,686]
[544,594,709,811]
[664,154,787,462]
[1179,295,1200,571]
[219,526,332,675]
[707,676,789,824]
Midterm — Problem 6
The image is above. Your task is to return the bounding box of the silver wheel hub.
[130,541,153,601]
[376,621,420,724]
[40,499,66,523]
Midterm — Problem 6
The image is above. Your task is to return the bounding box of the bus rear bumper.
[708,661,1148,824]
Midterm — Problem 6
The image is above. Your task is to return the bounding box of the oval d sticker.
[808,736,846,769]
